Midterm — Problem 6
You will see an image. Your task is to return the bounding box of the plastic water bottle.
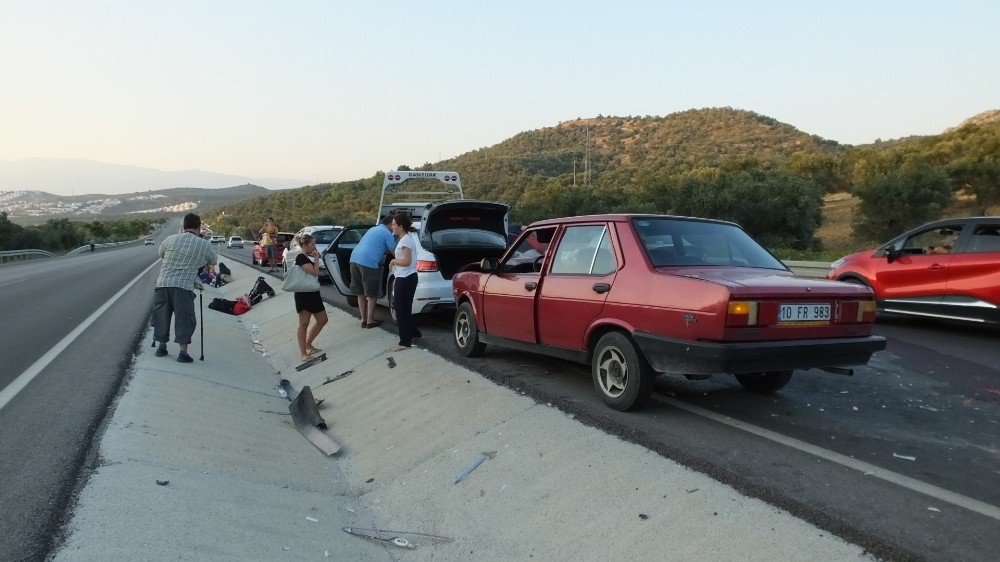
[251,324,261,344]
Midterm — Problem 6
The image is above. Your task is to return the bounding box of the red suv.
[827,217,1000,326]
[452,214,885,411]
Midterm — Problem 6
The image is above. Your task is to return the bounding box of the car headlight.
[829,257,846,270]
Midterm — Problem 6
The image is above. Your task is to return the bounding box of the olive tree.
[852,163,952,244]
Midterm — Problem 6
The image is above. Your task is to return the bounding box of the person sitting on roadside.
[348,215,396,328]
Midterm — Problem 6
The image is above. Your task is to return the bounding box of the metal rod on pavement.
[199,290,204,361]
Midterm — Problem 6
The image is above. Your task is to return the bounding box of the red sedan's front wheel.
[454,302,486,358]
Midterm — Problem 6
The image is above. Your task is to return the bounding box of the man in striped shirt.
[153,213,217,363]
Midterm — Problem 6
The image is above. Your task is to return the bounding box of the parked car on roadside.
[451,214,886,411]
[321,170,510,319]
[323,200,510,318]
[252,232,295,266]
[283,226,343,280]
[227,236,244,249]
[827,216,1000,326]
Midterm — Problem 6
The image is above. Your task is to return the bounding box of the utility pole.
[585,126,591,186]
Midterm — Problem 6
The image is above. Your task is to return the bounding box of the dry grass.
[817,193,860,252]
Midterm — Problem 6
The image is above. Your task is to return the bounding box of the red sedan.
[827,216,1000,326]
[452,214,885,411]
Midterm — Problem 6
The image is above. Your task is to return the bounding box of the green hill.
[211,107,1000,245]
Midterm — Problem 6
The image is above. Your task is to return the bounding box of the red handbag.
[232,298,251,315]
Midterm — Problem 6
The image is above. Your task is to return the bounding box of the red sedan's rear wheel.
[592,332,653,411]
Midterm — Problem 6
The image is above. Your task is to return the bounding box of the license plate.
[778,303,831,324]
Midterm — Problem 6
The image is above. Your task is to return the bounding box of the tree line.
[0,212,161,253]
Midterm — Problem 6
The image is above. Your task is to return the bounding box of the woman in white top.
[387,213,423,350]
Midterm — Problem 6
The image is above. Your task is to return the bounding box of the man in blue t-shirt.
[349,215,397,328]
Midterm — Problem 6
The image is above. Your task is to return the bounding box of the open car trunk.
[421,200,510,280]
[434,246,508,280]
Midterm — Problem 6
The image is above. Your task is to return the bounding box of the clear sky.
[2,0,997,186]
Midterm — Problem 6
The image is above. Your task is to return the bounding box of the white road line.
[653,393,1000,521]
[0,261,160,411]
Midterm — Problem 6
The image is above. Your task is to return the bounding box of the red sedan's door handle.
[524,281,538,291]
[929,264,945,270]
[593,283,611,294]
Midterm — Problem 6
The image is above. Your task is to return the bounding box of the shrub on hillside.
[667,170,823,250]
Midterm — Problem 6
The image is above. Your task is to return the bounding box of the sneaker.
[155,344,168,357]
[411,335,422,346]
[177,351,194,363]
[390,344,410,352]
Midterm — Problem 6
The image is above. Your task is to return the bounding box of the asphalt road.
[219,246,1000,561]
[0,237,167,561]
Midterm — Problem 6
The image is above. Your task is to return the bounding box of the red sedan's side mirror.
[885,247,898,263]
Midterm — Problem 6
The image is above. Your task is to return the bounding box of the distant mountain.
[1,184,269,220]
[0,158,307,196]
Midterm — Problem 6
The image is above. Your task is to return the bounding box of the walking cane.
[199,289,205,361]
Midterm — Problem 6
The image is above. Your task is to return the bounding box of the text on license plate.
[778,303,831,323]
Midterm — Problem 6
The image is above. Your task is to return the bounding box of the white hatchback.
[323,200,509,318]
[227,236,244,249]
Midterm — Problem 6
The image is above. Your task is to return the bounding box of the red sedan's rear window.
[632,218,785,269]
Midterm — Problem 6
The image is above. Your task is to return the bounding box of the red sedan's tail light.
[835,301,858,324]
[417,259,438,272]
[727,301,758,326]
[835,300,877,324]
[727,301,779,327]
[859,300,876,323]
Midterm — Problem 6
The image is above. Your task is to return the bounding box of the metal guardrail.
[0,239,147,264]
[0,249,56,264]
[783,260,833,279]
[67,239,144,256]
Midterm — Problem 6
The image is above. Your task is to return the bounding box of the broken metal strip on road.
[289,386,340,455]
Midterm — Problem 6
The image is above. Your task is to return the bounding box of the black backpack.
[208,298,237,314]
